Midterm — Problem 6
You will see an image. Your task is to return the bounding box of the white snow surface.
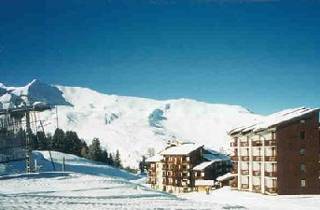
[0,151,222,210]
[0,80,261,168]
[193,160,219,171]
[160,143,202,155]
[1,151,319,209]
[229,107,319,134]
[145,154,163,163]
[179,187,320,210]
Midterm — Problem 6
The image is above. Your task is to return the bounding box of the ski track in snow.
[0,173,228,210]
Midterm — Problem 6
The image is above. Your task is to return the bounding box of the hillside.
[0,80,261,168]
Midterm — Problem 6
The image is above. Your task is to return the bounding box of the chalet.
[161,143,203,193]
[193,150,232,192]
[146,141,231,193]
[229,107,320,195]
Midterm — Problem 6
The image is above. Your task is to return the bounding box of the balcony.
[253,185,261,192]
[241,170,249,175]
[148,171,156,176]
[265,140,276,146]
[230,181,238,188]
[253,156,262,161]
[231,156,239,161]
[231,165,238,174]
[265,156,277,161]
[241,156,249,161]
[252,140,262,146]
[253,170,261,176]
[265,171,277,177]
[240,142,249,147]
[230,142,238,147]
[265,187,277,194]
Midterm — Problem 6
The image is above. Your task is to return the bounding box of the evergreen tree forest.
[30,128,122,168]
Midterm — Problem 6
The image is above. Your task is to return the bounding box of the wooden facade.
[146,142,231,193]
[230,109,320,195]
[162,147,203,193]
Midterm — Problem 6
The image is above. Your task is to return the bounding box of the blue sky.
[1,0,319,114]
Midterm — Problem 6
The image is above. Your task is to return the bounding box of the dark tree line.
[30,128,122,168]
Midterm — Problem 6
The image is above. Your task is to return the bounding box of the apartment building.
[229,107,320,195]
[146,141,231,193]
[145,154,163,190]
[161,143,203,193]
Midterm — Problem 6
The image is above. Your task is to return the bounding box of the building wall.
[277,112,320,194]
[162,147,203,193]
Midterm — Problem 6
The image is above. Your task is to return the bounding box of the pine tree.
[101,149,109,163]
[139,155,146,174]
[108,153,114,166]
[46,133,53,150]
[36,131,47,150]
[87,138,102,161]
[114,149,122,168]
[64,131,82,155]
[52,128,65,152]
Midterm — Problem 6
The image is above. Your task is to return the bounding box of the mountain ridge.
[0,80,261,168]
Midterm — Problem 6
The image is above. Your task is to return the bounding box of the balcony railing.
[265,140,276,146]
[265,156,277,161]
[240,142,249,147]
[230,142,238,147]
[253,156,262,161]
[265,171,277,177]
[241,170,249,175]
[148,171,156,176]
[231,165,238,174]
[230,182,238,188]
[253,170,261,176]
[253,185,261,192]
[241,156,249,161]
[265,187,277,194]
[252,140,262,146]
[231,156,239,161]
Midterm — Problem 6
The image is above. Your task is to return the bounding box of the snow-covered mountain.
[0,80,261,168]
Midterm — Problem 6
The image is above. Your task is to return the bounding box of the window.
[300,148,305,155]
[300,131,305,140]
[300,164,305,172]
[301,179,306,187]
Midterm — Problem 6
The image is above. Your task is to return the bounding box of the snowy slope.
[0,151,222,209]
[0,80,261,168]
[1,151,319,210]
[0,151,139,180]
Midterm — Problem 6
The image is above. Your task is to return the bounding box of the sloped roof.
[203,149,230,161]
[145,154,163,163]
[216,173,236,182]
[193,159,222,171]
[229,107,319,135]
[160,143,202,155]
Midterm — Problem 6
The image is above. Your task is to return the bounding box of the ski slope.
[1,151,320,210]
[0,151,223,209]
